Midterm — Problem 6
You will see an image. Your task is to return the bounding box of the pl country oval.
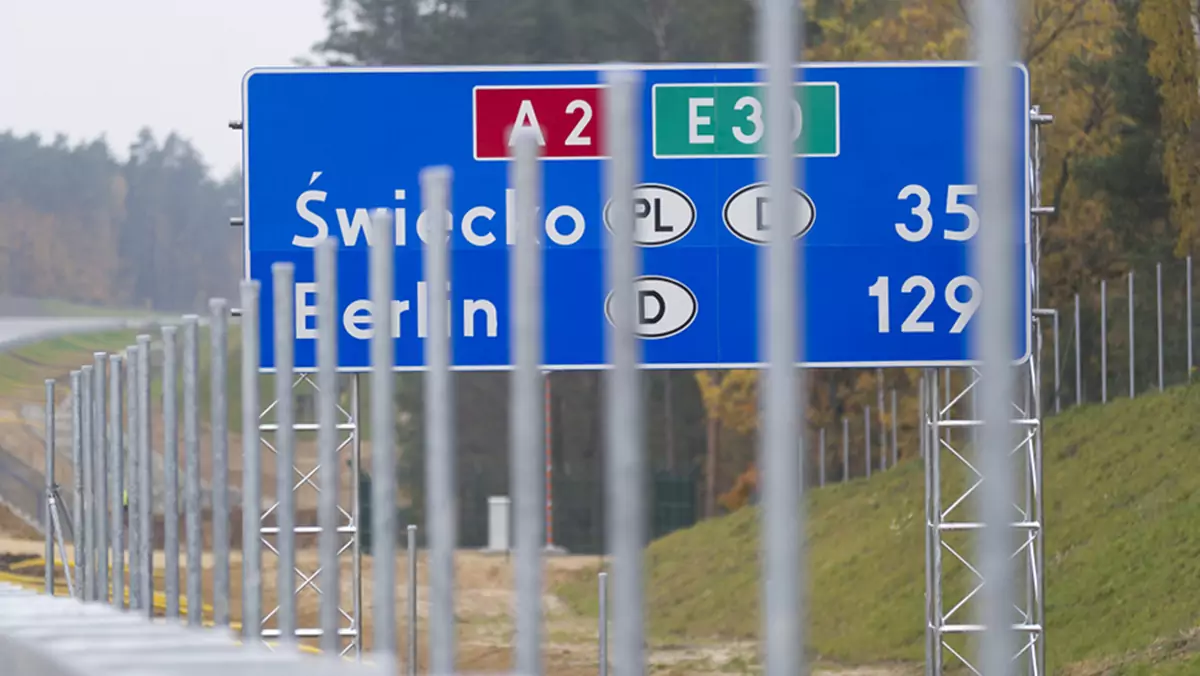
[602,183,697,247]
[722,182,817,244]
[603,275,699,340]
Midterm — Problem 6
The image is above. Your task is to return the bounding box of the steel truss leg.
[258,372,362,657]
[924,361,1045,675]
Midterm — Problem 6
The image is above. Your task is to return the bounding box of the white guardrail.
[0,581,391,676]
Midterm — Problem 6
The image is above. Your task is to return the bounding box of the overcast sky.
[0,0,327,178]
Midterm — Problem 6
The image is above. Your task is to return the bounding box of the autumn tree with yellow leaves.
[309,0,1200,544]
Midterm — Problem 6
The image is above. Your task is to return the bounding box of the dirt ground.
[0,522,918,675]
[0,529,772,674]
[0,370,914,675]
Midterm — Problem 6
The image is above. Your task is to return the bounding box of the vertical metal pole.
[183,315,202,627]
[876,369,885,470]
[1101,280,1107,403]
[70,369,83,600]
[421,167,456,674]
[760,0,804,667]
[818,428,825,487]
[972,0,1018,668]
[1129,270,1136,398]
[316,238,341,655]
[942,369,951,447]
[510,126,544,675]
[240,280,263,644]
[80,365,92,602]
[603,68,647,676]
[369,210,397,666]
[598,570,609,676]
[544,373,554,549]
[272,264,297,648]
[108,357,124,610]
[890,389,898,467]
[1080,291,1089,408]
[162,326,180,619]
[1189,255,1193,380]
[209,299,231,627]
[125,349,139,609]
[136,335,152,618]
[44,379,55,595]
[923,370,934,676]
[406,524,418,676]
[1157,262,1164,391]
[864,407,871,480]
[351,375,363,656]
[93,352,108,603]
[1053,309,1061,413]
[842,417,849,481]
[919,375,926,461]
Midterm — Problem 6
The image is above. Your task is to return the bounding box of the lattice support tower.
[923,361,1044,676]
[258,372,362,656]
[922,104,1052,676]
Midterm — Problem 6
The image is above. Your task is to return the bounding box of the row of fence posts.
[38,318,442,672]
[48,234,1200,665]
[39,144,622,675]
[1066,259,1197,409]
[32,15,1034,672]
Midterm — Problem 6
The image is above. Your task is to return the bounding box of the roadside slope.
[557,382,1200,673]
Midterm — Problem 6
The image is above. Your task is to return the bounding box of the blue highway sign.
[241,62,1031,371]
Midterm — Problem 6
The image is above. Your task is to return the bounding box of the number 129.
[868,275,981,334]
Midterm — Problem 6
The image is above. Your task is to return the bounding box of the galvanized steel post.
[1157,262,1164,391]
[107,357,124,610]
[1080,291,1089,405]
[602,67,647,676]
[510,126,545,675]
[136,335,152,617]
[1129,271,1135,398]
[758,0,806,665]
[92,352,108,603]
[162,325,180,619]
[182,315,202,627]
[368,209,396,666]
[44,379,55,595]
[864,406,871,480]
[971,0,1020,668]
[420,166,456,673]
[1101,280,1107,403]
[125,348,140,608]
[79,364,93,601]
[271,264,297,648]
[210,298,232,628]
[316,238,340,655]
[70,369,83,601]
[240,280,263,645]
[406,524,418,676]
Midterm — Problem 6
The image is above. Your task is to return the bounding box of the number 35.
[868,275,981,334]
[895,184,979,242]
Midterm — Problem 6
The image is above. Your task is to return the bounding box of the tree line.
[0,129,240,313]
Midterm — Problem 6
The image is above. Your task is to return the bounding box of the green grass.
[0,330,147,396]
[555,382,1200,673]
[0,325,255,434]
[33,298,158,318]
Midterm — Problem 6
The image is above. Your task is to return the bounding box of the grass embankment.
[0,330,148,398]
[556,382,1200,674]
[0,324,249,436]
